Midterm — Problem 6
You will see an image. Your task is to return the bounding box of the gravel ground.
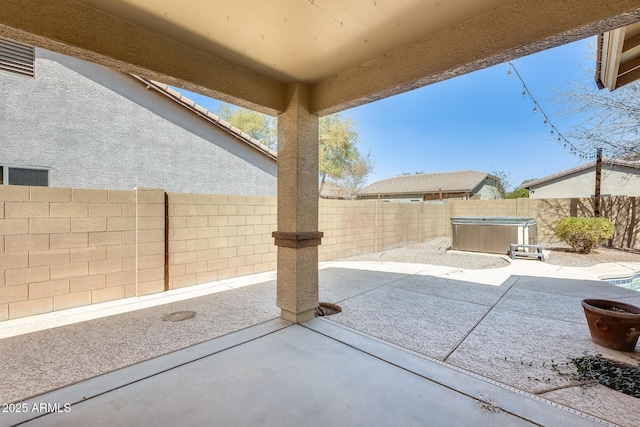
[342,238,509,270]
[543,244,640,267]
[341,237,640,269]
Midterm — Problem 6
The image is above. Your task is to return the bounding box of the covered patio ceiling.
[1,0,640,116]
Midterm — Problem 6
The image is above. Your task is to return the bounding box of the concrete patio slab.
[3,319,606,427]
[319,264,412,283]
[514,276,637,299]
[445,308,600,393]
[0,289,279,405]
[306,318,609,427]
[236,268,402,305]
[320,260,455,276]
[495,287,592,323]
[318,268,402,302]
[1,318,292,427]
[612,294,640,306]
[1,259,639,426]
[327,285,491,360]
[238,279,277,302]
[542,385,640,427]
[390,274,515,306]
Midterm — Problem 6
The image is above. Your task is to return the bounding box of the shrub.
[554,217,614,254]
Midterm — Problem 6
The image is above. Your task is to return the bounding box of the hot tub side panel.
[452,224,518,254]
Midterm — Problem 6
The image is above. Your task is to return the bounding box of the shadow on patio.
[1,261,640,426]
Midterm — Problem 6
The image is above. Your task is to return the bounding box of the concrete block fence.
[0,185,637,321]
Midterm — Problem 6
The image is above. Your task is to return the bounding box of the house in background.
[524,159,640,198]
[0,37,277,196]
[357,170,500,202]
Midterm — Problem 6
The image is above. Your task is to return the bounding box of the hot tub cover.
[450,217,537,226]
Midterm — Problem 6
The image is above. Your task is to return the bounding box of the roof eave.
[130,75,278,162]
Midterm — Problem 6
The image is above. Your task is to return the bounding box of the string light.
[507,61,590,158]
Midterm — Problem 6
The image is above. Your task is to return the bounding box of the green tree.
[318,113,363,193]
[504,187,530,199]
[216,104,372,194]
[488,172,535,199]
[504,179,534,199]
[488,169,511,199]
[216,104,277,150]
[331,150,375,199]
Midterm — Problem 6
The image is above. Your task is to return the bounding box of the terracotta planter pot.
[581,299,640,352]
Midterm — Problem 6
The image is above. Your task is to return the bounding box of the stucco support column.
[272,83,322,323]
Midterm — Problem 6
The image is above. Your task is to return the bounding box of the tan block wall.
[419,203,451,241]
[167,193,277,290]
[3,186,637,322]
[450,199,519,218]
[135,188,166,296]
[318,200,450,260]
[0,186,137,319]
[530,197,640,246]
[318,199,376,261]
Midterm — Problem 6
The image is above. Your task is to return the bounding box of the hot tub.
[451,217,538,255]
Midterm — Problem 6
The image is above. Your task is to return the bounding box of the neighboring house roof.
[523,158,640,189]
[358,170,489,196]
[130,75,277,161]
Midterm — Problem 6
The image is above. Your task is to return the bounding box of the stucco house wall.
[470,178,500,200]
[528,165,640,199]
[0,47,276,196]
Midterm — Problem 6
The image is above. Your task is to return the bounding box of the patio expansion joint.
[442,276,522,361]
[504,279,639,310]
[485,285,592,326]
[387,283,499,310]
[330,274,411,304]
[309,317,619,427]
[2,318,293,426]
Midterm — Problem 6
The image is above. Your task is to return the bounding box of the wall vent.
[0,37,35,78]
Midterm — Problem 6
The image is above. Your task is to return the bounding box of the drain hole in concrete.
[315,302,342,317]
[162,311,196,322]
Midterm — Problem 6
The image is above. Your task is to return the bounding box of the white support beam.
[603,27,626,91]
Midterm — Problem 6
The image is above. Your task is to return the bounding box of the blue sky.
[175,36,597,190]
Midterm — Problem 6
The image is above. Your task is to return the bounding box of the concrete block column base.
[280,308,315,323]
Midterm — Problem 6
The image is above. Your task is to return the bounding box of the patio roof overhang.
[1,1,639,116]
[595,21,640,91]
[2,0,640,322]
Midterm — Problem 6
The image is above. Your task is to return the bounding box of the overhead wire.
[507,61,597,160]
